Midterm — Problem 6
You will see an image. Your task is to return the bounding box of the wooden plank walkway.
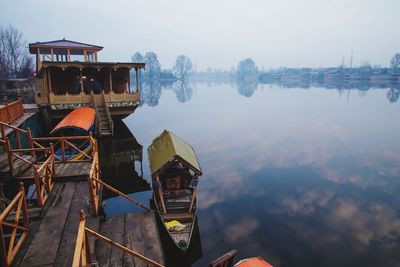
[96,211,165,267]
[17,162,92,180]
[12,181,99,267]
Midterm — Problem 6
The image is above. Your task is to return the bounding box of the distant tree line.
[131,52,192,81]
[0,25,33,79]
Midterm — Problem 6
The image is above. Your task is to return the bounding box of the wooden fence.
[0,99,24,125]
[0,183,29,267]
[72,210,164,267]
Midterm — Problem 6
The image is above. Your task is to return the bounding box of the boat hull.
[150,198,202,266]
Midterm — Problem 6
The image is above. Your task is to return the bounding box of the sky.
[1,0,399,70]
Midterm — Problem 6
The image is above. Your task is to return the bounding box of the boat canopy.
[234,257,273,267]
[50,107,95,135]
[148,130,202,177]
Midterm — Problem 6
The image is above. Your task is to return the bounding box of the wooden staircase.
[97,106,112,136]
[91,92,113,137]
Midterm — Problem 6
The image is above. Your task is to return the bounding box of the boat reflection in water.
[98,120,150,210]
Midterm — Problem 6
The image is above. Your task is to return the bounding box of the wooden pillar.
[135,67,139,92]
[51,48,54,61]
[109,68,113,93]
[37,48,42,71]
[80,69,84,93]
[67,49,71,62]
[84,50,87,62]
[94,52,98,62]
[47,68,52,93]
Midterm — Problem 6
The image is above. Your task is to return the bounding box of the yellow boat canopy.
[148,130,202,177]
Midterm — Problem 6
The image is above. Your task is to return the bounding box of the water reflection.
[173,80,193,103]
[236,79,258,97]
[99,121,150,202]
[124,82,400,267]
[135,78,400,108]
[387,88,400,103]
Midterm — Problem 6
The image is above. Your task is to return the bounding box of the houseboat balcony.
[36,91,140,109]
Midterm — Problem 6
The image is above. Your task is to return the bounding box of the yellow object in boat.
[165,220,185,231]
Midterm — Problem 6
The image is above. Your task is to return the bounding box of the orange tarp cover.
[235,257,273,267]
[50,107,95,134]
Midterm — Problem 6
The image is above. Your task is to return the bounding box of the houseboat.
[29,39,145,135]
[148,130,202,254]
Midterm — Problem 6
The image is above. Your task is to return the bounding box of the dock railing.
[72,210,165,267]
[0,99,24,125]
[0,183,29,267]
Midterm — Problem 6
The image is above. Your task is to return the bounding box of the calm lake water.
[103,81,400,267]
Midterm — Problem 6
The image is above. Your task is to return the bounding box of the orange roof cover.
[50,107,95,134]
[235,257,273,267]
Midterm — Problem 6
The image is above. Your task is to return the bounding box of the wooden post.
[37,48,42,71]
[67,49,71,62]
[135,67,139,93]
[48,69,52,93]
[51,48,54,61]
[108,68,113,93]
[80,69,84,93]
[27,128,35,159]
[84,50,87,62]
[34,165,43,207]
[94,52,98,62]
[19,182,29,227]
[49,143,56,176]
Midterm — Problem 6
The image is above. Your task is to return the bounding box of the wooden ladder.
[90,92,113,137]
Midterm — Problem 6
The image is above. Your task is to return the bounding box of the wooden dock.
[12,182,99,267]
[96,212,165,267]
[0,120,166,267]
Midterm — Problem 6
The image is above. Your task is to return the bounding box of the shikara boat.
[50,107,95,136]
[148,130,202,253]
[50,107,95,160]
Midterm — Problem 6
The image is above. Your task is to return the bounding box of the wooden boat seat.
[162,213,193,220]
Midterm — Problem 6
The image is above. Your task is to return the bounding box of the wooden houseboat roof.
[148,130,202,176]
[50,107,95,134]
[29,39,103,54]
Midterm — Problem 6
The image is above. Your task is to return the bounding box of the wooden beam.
[47,69,52,93]
[37,48,41,71]
[108,68,113,92]
[80,69,84,93]
[135,67,139,92]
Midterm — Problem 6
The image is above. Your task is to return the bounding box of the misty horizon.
[1,0,399,71]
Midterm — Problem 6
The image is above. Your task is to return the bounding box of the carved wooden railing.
[31,135,96,162]
[72,210,164,267]
[48,91,139,106]
[0,99,24,124]
[0,183,29,267]
[31,154,55,207]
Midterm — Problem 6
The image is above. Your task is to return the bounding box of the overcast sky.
[1,0,399,70]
